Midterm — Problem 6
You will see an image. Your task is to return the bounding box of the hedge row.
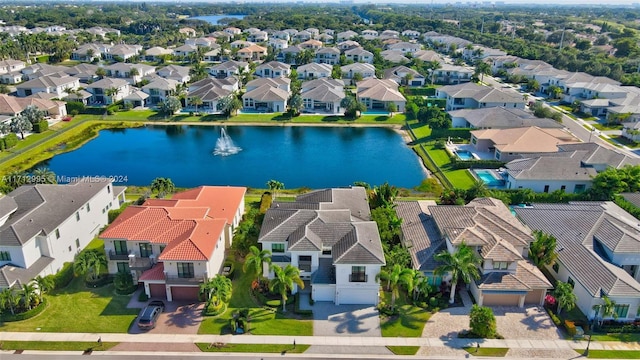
[0,133,19,151]
[32,120,49,133]
[430,128,472,140]
[0,299,47,322]
[405,87,437,97]
[450,159,505,170]
[50,262,75,290]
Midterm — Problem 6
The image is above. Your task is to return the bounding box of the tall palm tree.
[243,245,272,280]
[269,264,304,312]
[21,283,38,310]
[409,270,427,302]
[74,249,107,282]
[554,280,577,315]
[0,288,19,315]
[189,96,203,115]
[376,264,414,312]
[104,87,119,104]
[200,275,232,308]
[33,276,54,303]
[434,242,481,304]
[474,60,492,84]
[31,167,57,184]
[266,179,284,200]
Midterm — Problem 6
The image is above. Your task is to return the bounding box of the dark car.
[137,300,165,330]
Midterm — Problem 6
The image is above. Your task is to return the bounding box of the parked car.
[137,300,165,330]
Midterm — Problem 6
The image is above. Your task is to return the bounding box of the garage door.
[525,289,544,305]
[482,293,520,306]
[171,286,200,301]
[149,283,166,299]
[337,288,378,305]
[312,285,335,302]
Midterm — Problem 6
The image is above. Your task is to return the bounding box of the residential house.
[186,81,233,113]
[210,31,232,43]
[255,61,291,78]
[413,49,442,62]
[248,31,268,43]
[185,37,217,48]
[203,47,223,63]
[142,78,179,106]
[64,90,92,106]
[157,65,191,84]
[397,198,552,307]
[268,38,289,51]
[104,44,142,61]
[105,63,155,84]
[469,126,580,162]
[297,63,332,80]
[0,59,26,75]
[64,64,99,83]
[0,71,24,85]
[71,43,109,62]
[361,29,378,38]
[101,186,246,301]
[237,44,268,62]
[356,78,406,113]
[383,66,426,87]
[314,47,340,65]
[301,78,345,114]
[178,27,197,37]
[448,107,564,129]
[336,30,358,42]
[123,90,149,109]
[401,30,421,39]
[144,47,173,62]
[341,63,376,84]
[209,60,249,79]
[299,39,323,51]
[230,40,254,50]
[189,77,239,94]
[436,83,527,111]
[622,121,640,142]
[21,63,68,81]
[344,47,374,64]
[305,28,320,38]
[505,142,640,193]
[431,64,473,85]
[0,180,125,289]
[294,30,312,42]
[380,50,410,64]
[85,78,131,105]
[386,41,421,54]
[15,74,80,98]
[515,202,640,321]
[223,27,242,36]
[317,33,333,44]
[337,40,360,51]
[277,46,303,65]
[462,45,507,61]
[0,94,67,119]
[272,30,290,41]
[173,44,198,58]
[380,30,400,40]
[258,187,385,305]
[242,78,290,113]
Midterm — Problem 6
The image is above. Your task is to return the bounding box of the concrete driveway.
[130,301,204,335]
[310,301,381,337]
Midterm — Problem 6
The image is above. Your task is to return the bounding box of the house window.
[495,150,501,160]
[543,185,550,193]
[0,251,11,261]
[574,184,586,193]
[560,185,566,192]
[493,261,508,270]
[160,245,166,254]
[87,203,91,212]
[116,262,130,273]
[107,185,111,193]
[114,240,128,255]
[177,262,195,278]
[75,239,80,249]
[272,243,285,253]
[350,266,367,282]
[139,243,153,258]
[614,304,630,319]
[552,262,560,273]
[567,277,575,288]
[68,246,72,252]
[299,255,312,272]
[55,229,60,239]
[322,248,331,255]
[76,212,80,221]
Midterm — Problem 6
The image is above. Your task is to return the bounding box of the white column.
[518,295,525,308]
[166,285,173,302]
[144,282,150,298]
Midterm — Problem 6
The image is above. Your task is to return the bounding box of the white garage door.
[338,288,378,305]
[312,285,335,302]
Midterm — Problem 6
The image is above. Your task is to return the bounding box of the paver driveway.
[129,301,204,335]
[308,300,382,337]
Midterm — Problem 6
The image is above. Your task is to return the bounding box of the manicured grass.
[0,276,138,333]
[446,169,476,189]
[463,347,509,357]
[196,343,309,353]
[590,333,640,342]
[386,346,420,355]
[424,145,451,167]
[380,293,432,337]
[410,123,433,140]
[577,350,640,359]
[198,259,312,336]
[592,123,623,131]
[0,341,118,351]
[609,135,640,149]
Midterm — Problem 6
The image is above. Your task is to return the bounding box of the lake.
[190,14,246,25]
[38,125,426,189]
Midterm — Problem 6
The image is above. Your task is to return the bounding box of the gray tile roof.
[0,181,114,246]
[0,256,54,288]
[620,193,640,208]
[514,202,640,297]
[448,107,563,129]
[333,222,385,265]
[395,200,446,271]
[506,156,597,181]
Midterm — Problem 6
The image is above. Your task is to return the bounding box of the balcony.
[165,274,205,285]
[108,250,130,261]
[129,256,152,271]
[349,274,368,283]
[299,261,312,273]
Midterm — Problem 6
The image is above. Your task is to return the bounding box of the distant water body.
[190,14,247,25]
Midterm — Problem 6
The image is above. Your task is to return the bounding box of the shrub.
[469,304,497,338]
[449,159,505,170]
[66,101,85,115]
[565,320,577,337]
[108,208,125,223]
[32,120,49,133]
[259,192,273,214]
[51,262,75,289]
[138,291,149,302]
[203,302,227,316]
[547,309,562,326]
[0,299,47,322]
[429,296,438,307]
[222,260,235,279]
[3,133,19,149]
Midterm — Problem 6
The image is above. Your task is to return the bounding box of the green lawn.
[424,145,451,167]
[592,123,623,131]
[386,346,420,355]
[445,169,476,189]
[0,341,118,351]
[410,123,433,140]
[0,277,138,333]
[577,350,640,359]
[590,333,640,342]
[463,347,509,357]
[380,293,432,337]
[196,343,309,353]
[609,135,640,149]
[198,259,312,336]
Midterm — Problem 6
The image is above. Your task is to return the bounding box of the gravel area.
[506,348,579,358]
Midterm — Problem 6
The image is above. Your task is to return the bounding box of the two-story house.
[356,78,406,113]
[142,78,179,106]
[0,180,125,289]
[101,186,246,301]
[255,61,291,78]
[436,83,527,111]
[15,74,80,98]
[300,78,345,114]
[85,78,131,105]
[344,47,374,64]
[209,60,249,79]
[104,63,155,85]
[258,187,385,305]
[297,63,332,80]
[314,47,340,65]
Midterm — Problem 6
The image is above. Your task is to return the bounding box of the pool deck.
[447,143,495,160]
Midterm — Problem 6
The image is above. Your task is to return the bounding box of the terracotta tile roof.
[139,263,165,281]
[169,186,246,224]
[158,218,227,261]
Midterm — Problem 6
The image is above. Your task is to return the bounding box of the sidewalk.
[1,331,639,351]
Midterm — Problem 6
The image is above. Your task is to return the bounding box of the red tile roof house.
[101,186,246,302]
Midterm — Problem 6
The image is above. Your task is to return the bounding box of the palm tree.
[150,177,175,196]
[4,170,28,190]
[434,242,481,304]
[104,87,119,104]
[189,96,203,115]
[376,264,414,312]
[593,294,617,326]
[31,167,57,184]
[474,60,492,84]
[74,249,107,282]
[266,179,284,200]
[289,93,303,116]
[243,245,272,280]
[370,182,399,209]
[33,276,54,303]
[21,282,38,310]
[528,230,558,268]
[466,180,489,200]
[200,275,233,308]
[0,288,19,315]
[409,270,427,302]
[554,280,577,315]
[427,60,441,84]
[95,67,106,79]
[269,264,304,312]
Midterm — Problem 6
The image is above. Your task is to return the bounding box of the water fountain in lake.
[213,128,242,156]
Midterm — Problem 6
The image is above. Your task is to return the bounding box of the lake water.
[190,14,246,25]
[39,125,426,189]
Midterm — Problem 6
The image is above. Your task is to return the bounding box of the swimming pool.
[473,169,505,187]
[455,150,475,160]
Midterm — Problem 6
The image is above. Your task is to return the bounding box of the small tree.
[269,264,304,312]
[10,114,33,139]
[593,294,617,326]
[21,105,45,125]
[150,177,175,196]
[529,230,558,268]
[243,245,272,282]
[554,280,577,315]
[376,264,413,312]
[469,304,497,338]
[21,282,38,310]
[200,275,233,308]
[189,96,203,115]
[33,275,54,303]
[159,96,182,116]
